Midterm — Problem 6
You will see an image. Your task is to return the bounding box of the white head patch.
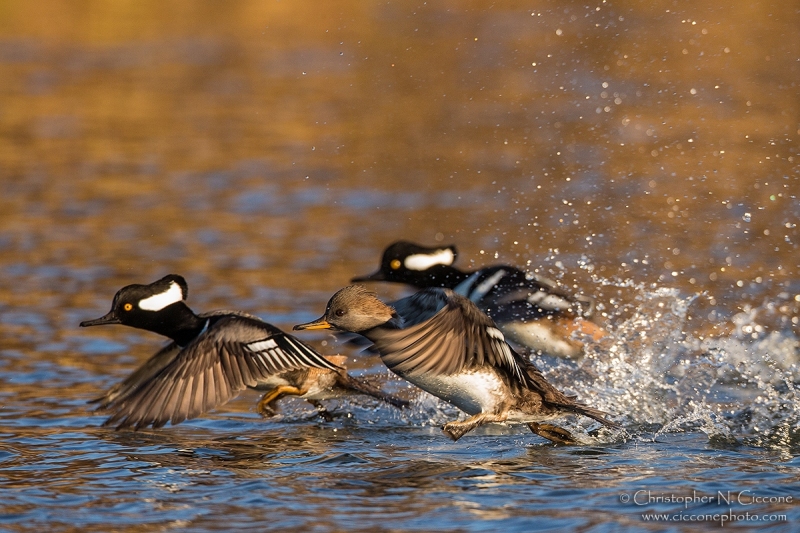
[403,249,455,271]
[139,281,184,311]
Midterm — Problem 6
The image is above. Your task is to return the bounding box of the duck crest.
[139,279,186,311]
[403,248,456,271]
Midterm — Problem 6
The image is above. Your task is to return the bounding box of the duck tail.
[569,402,620,428]
[520,360,620,429]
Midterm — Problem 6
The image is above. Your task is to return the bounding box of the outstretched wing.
[101,313,340,429]
[454,266,595,319]
[90,342,181,408]
[370,288,526,382]
[372,289,617,427]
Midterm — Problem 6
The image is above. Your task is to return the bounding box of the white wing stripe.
[247,339,278,352]
[486,327,505,341]
[471,270,507,302]
[270,347,292,369]
[285,336,321,367]
[528,292,570,310]
[243,334,339,372]
[486,326,524,381]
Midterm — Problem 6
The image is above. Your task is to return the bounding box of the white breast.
[400,369,507,415]
[501,321,582,359]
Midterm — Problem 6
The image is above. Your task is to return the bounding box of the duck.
[250,354,408,420]
[352,240,606,359]
[81,274,407,429]
[294,285,618,443]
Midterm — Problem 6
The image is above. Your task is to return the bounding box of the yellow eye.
[390,259,402,270]
[123,303,133,311]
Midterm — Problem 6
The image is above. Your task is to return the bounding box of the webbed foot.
[528,422,577,445]
[257,386,306,417]
[443,413,506,441]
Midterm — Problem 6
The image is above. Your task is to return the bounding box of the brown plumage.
[295,285,618,444]
[253,355,409,418]
[351,240,608,359]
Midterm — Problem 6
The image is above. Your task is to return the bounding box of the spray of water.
[305,278,798,451]
[539,279,800,451]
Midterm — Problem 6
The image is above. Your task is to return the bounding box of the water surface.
[0,1,798,531]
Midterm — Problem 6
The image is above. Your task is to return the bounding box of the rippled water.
[1,1,799,531]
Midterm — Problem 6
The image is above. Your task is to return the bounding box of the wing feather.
[190,371,204,420]
[174,375,194,425]
[90,342,180,408]
[370,289,528,383]
[205,365,217,412]
[97,313,342,429]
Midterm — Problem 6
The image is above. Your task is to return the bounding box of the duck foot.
[443,413,506,441]
[256,385,307,417]
[528,422,577,445]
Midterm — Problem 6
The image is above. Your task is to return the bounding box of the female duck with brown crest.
[295,285,618,444]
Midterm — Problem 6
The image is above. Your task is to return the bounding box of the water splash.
[539,279,800,451]
[257,278,799,450]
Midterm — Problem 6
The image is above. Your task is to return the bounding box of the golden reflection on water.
[0,1,796,303]
[0,1,798,530]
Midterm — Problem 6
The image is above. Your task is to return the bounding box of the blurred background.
[0,0,796,324]
[0,2,798,531]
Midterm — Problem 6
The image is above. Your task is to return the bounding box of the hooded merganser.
[81,275,406,429]
[294,285,618,444]
[352,240,606,359]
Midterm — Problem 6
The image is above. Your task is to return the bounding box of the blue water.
[2,408,798,532]
[1,1,799,530]
[1,281,799,532]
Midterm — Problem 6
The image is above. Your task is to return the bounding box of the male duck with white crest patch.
[81,275,407,429]
[352,240,606,359]
[294,285,618,444]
